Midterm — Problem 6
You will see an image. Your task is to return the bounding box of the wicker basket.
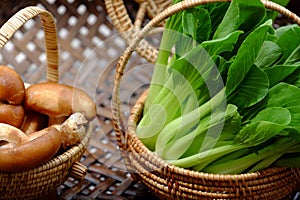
[112,0,300,199]
[0,6,93,199]
[105,0,173,64]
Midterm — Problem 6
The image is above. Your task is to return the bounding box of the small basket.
[112,0,300,199]
[0,6,93,199]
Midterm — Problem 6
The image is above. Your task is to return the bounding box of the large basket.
[0,6,93,199]
[112,0,300,199]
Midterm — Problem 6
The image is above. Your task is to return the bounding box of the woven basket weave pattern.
[111,0,300,199]
[0,4,94,199]
[1,0,300,199]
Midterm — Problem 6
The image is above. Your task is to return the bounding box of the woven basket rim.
[0,5,92,180]
[127,89,298,179]
[113,0,300,164]
[112,0,300,148]
[1,122,93,175]
[125,90,300,199]
[111,0,300,198]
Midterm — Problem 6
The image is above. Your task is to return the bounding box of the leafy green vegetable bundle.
[135,0,300,174]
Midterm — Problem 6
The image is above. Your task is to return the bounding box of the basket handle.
[105,0,160,64]
[0,6,59,83]
[112,0,300,150]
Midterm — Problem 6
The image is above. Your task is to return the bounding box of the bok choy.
[136,0,300,174]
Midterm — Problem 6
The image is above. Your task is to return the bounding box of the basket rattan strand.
[112,0,300,199]
[105,0,172,64]
[0,6,92,199]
